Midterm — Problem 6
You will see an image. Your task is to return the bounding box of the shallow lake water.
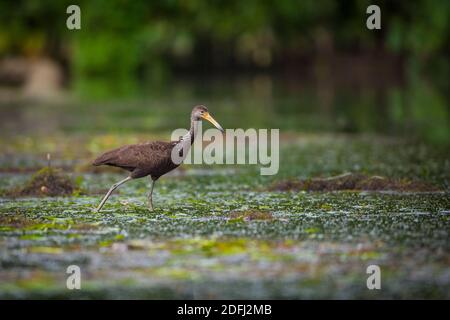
[0,75,449,298]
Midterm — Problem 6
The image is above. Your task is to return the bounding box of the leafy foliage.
[0,0,448,77]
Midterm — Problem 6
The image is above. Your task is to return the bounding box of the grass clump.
[12,167,75,197]
[270,172,440,192]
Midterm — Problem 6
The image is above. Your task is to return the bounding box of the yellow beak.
[201,112,224,132]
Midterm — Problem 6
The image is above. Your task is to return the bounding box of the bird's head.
[192,105,224,132]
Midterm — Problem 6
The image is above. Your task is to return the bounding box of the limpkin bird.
[92,105,224,212]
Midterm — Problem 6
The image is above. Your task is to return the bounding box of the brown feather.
[92,141,179,180]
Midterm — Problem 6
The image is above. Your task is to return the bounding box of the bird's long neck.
[174,118,199,160]
[188,118,199,143]
[180,118,199,145]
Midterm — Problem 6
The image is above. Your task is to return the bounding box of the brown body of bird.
[92,105,224,212]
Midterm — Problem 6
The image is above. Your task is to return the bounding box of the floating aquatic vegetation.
[228,210,274,222]
[270,172,440,192]
[0,135,449,299]
[0,215,36,229]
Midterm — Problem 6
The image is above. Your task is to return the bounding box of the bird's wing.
[92,142,174,171]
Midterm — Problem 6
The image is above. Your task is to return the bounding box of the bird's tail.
[92,153,111,166]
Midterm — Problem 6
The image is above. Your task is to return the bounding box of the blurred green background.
[0,0,449,145]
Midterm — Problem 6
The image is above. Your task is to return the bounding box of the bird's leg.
[95,176,132,212]
[148,179,155,211]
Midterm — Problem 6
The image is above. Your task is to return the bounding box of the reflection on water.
[0,73,448,146]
